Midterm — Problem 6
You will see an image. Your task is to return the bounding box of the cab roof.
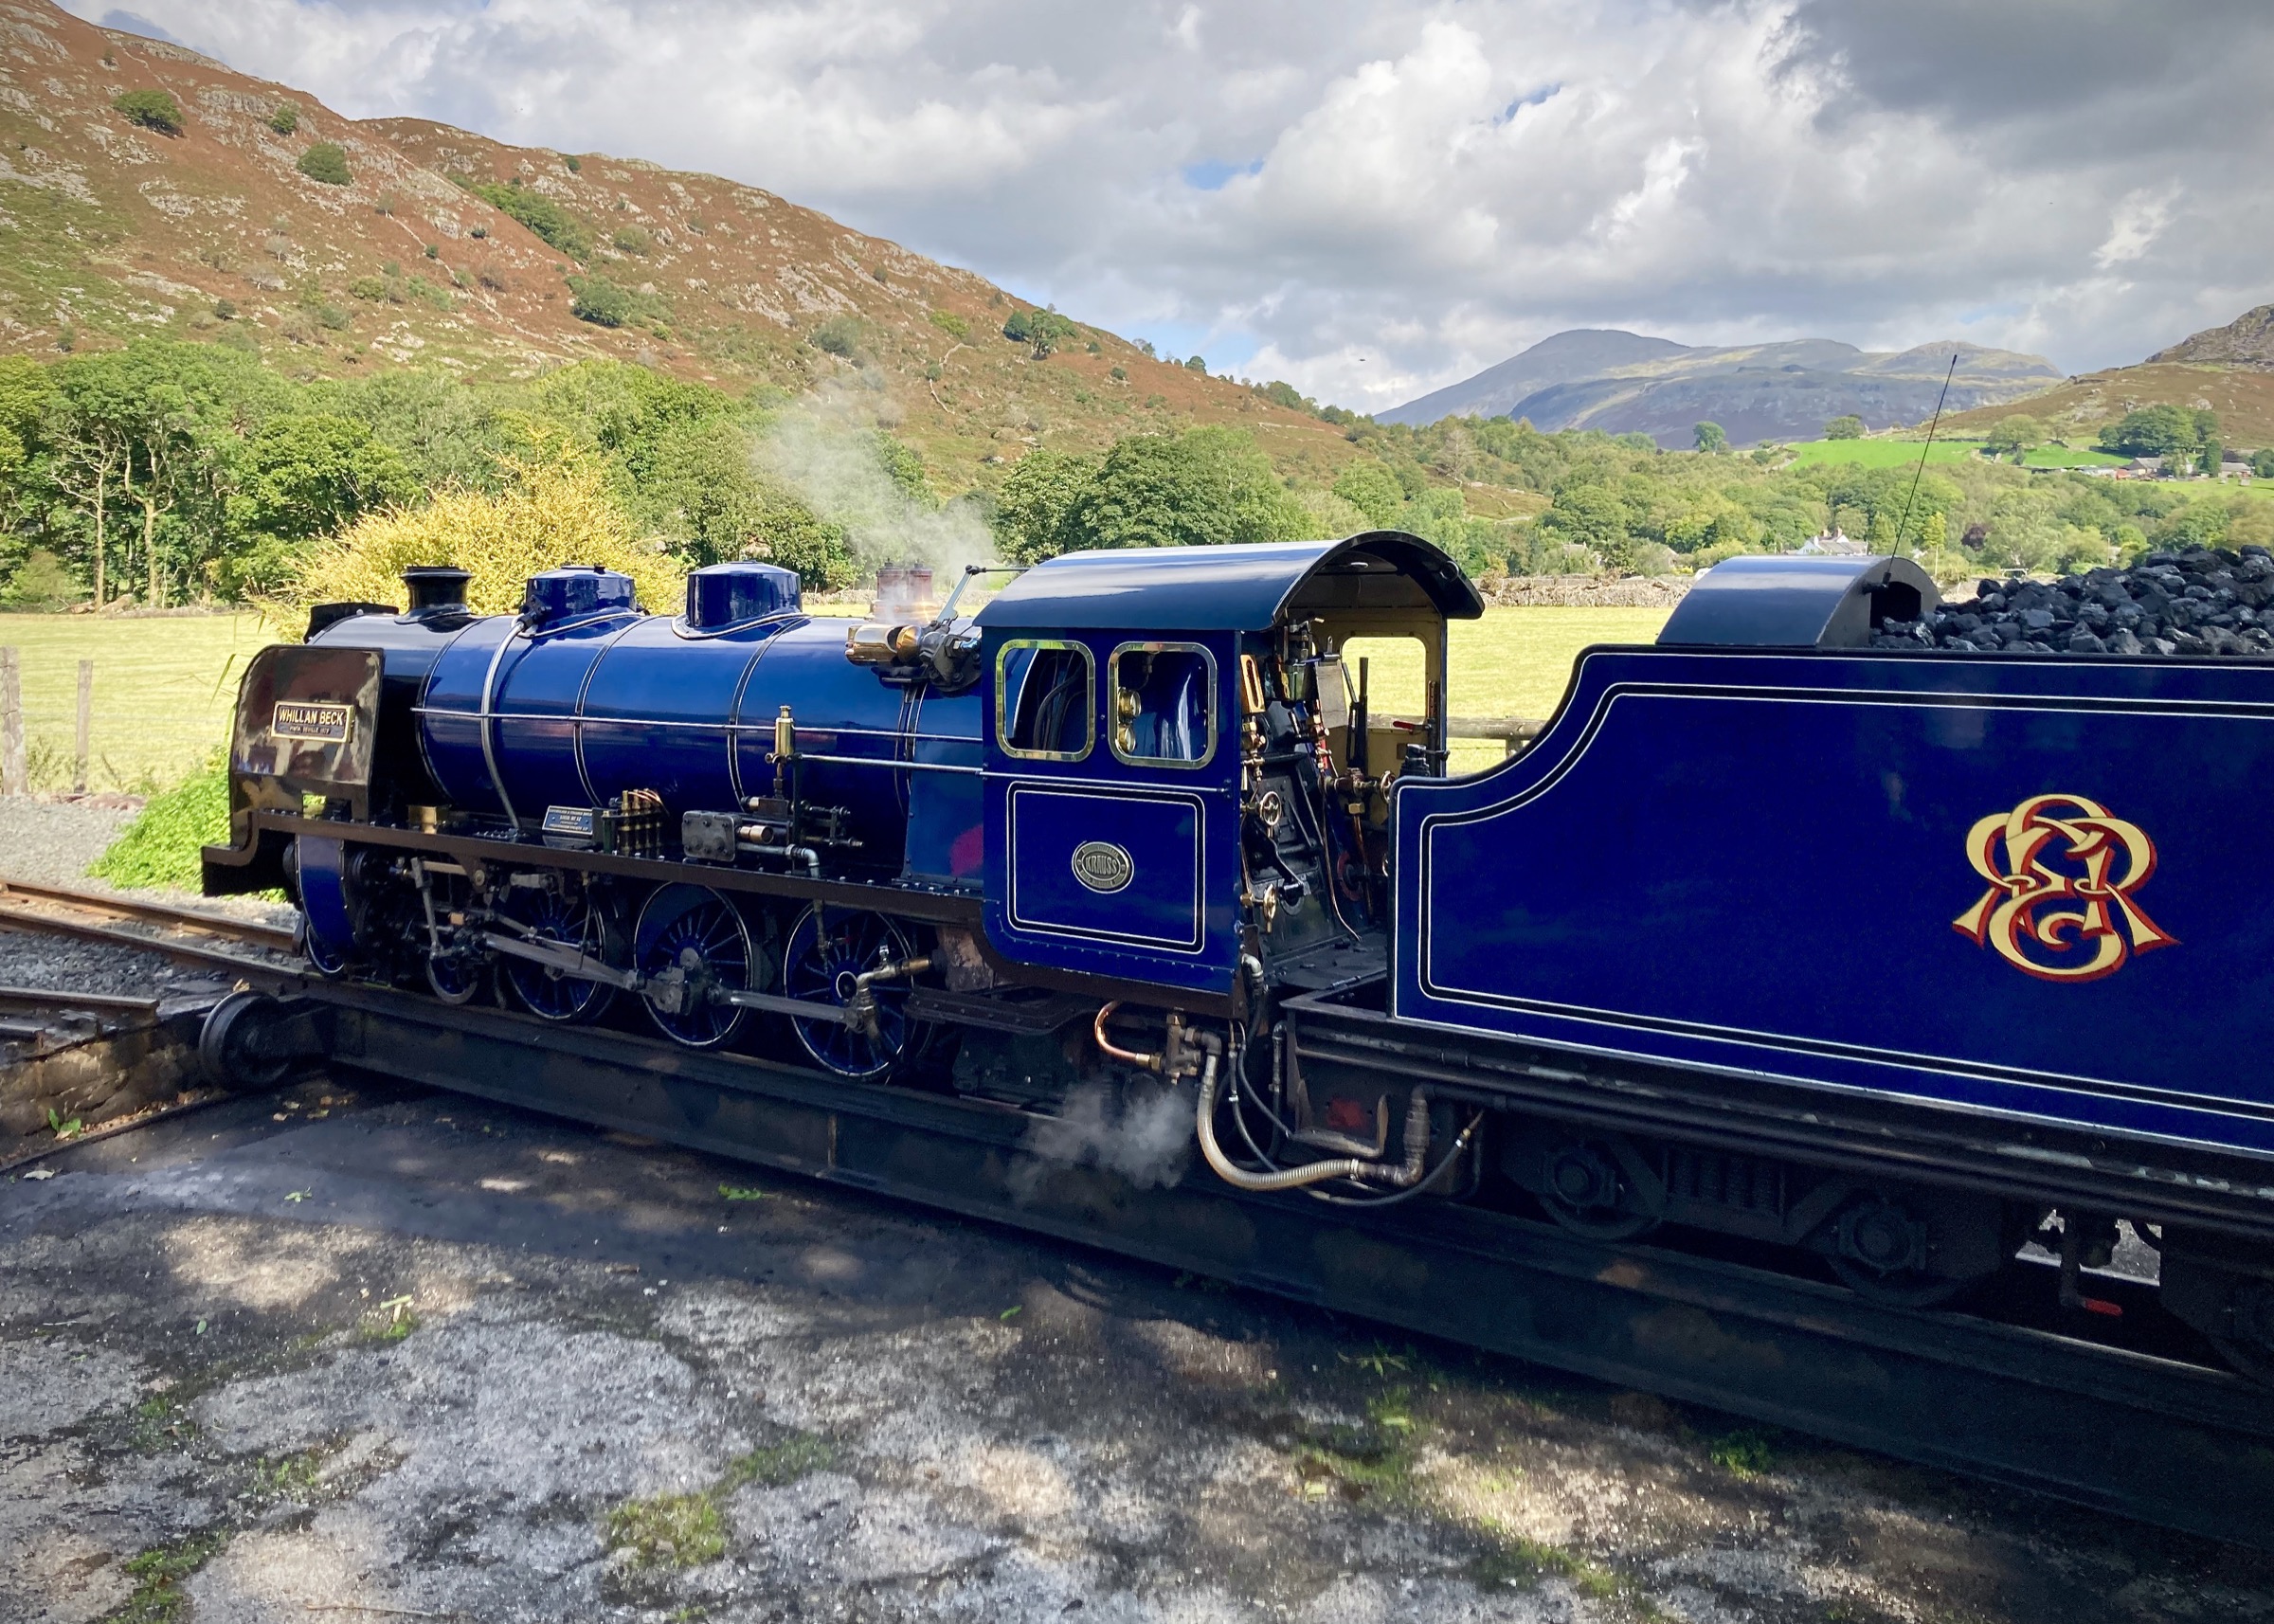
[973,532,1483,634]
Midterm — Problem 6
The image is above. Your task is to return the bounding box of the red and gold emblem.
[1953,794,2175,982]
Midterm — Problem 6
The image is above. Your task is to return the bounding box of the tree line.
[1319,410,2273,579]
[5,340,2271,615]
[0,342,867,611]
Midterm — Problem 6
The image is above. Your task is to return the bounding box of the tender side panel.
[1393,647,2274,1157]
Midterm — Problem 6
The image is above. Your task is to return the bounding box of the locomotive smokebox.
[401,566,472,616]
[871,565,937,623]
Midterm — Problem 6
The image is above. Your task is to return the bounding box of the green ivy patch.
[89,758,230,892]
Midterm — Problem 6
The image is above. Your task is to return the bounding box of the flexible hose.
[1196,1037,1436,1193]
[1222,1026,1480,1207]
[1197,1045,1381,1191]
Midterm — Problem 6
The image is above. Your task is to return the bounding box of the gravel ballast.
[0,797,139,889]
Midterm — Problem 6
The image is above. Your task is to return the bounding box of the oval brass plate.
[1071,839,1134,894]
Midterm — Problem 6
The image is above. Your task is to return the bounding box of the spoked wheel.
[422,940,488,1005]
[782,905,929,1080]
[1538,1139,1659,1242]
[500,882,619,1023]
[635,884,752,1049]
[295,910,354,980]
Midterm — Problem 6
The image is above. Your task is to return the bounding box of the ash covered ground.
[4,1078,2271,1624]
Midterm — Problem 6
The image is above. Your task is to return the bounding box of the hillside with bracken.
[0,0,1355,484]
[1940,361,2274,451]
[1941,303,2274,449]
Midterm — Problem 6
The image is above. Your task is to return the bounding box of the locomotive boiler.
[204,534,2274,1383]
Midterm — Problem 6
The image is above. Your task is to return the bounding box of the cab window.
[997,641,1094,760]
[1110,642,1216,767]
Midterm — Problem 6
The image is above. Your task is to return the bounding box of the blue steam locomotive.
[204,533,2274,1379]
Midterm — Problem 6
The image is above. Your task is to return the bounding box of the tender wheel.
[1825,1197,1972,1308]
[635,884,752,1049]
[2211,1282,2274,1384]
[1538,1140,1658,1241]
[2163,1238,2274,1385]
[500,882,618,1023]
[782,905,928,1080]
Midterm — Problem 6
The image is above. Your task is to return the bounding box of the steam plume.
[756,381,997,582]
[1008,1081,1193,1203]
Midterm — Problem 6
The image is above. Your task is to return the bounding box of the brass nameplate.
[271,700,352,743]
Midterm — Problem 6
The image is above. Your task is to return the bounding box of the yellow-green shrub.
[270,452,683,636]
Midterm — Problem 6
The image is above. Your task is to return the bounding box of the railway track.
[4,877,2265,1546]
[0,980,242,1172]
[0,875,303,983]
[188,979,2274,1552]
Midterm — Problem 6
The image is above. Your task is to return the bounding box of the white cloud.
[2094,190,2173,269]
[77,0,2274,411]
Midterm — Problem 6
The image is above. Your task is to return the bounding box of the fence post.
[75,659,92,795]
[0,647,23,798]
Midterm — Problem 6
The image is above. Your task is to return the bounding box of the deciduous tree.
[1984,415,2044,458]
[2097,404,2204,458]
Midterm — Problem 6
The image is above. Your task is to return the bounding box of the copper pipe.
[1092,1001,1166,1074]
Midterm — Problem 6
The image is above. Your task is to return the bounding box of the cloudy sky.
[71,0,2274,412]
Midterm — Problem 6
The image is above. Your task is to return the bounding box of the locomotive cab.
[973,532,1482,1000]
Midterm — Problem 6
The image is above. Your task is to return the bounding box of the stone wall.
[1476,573,1692,608]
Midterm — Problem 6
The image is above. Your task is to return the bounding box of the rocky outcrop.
[2150,305,2274,370]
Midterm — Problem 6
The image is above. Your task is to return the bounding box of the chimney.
[402,566,472,615]
[868,564,937,623]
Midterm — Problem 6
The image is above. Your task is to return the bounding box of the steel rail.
[0,890,303,987]
[0,984,162,1017]
[0,877,300,953]
[202,981,2274,1553]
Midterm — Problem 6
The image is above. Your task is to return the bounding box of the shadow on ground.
[4,1077,2270,1623]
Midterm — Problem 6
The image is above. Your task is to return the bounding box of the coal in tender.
[1869,546,2274,657]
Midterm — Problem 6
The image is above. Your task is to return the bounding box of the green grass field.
[0,613,268,791]
[1788,439,1980,469]
[1347,605,1671,773]
[2019,444,2128,469]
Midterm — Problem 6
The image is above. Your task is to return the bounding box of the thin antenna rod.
[1891,352,1959,559]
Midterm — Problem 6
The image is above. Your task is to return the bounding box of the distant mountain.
[1377,329,1691,424]
[0,0,1345,481]
[2151,305,2274,370]
[1380,330,2063,445]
